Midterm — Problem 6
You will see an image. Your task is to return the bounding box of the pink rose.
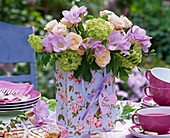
[92,89,95,92]
[91,77,95,83]
[106,76,111,84]
[67,118,71,123]
[107,119,113,126]
[58,71,63,78]
[71,103,79,113]
[76,123,85,132]
[85,114,96,126]
[94,118,103,128]
[77,95,84,104]
[113,77,116,83]
[74,75,81,84]
[68,74,74,81]
[58,125,69,138]
[60,90,67,104]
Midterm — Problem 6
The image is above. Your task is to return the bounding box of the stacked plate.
[0,90,41,112]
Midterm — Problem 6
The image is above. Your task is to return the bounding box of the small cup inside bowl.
[132,107,170,134]
[144,85,170,106]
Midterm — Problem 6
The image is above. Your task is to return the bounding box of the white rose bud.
[52,22,67,36]
[120,15,132,29]
[108,14,125,30]
[60,18,73,28]
[100,10,115,17]
[44,19,58,32]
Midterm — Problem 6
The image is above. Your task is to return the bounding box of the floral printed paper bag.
[56,65,116,136]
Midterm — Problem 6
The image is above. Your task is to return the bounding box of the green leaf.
[119,68,129,83]
[121,105,136,118]
[86,15,94,19]
[101,13,112,20]
[48,100,56,111]
[96,108,101,116]
[71,125,76,130]
[90,61,101,71]
[41,96,49,102]
[107,53,122,77]
[58,114,65,121]
[101,39,107,46]
[0,127,3,130]
[41,53,51,67]
[106,55,114,73]
[101,14,108,20]
[73,56,92,82]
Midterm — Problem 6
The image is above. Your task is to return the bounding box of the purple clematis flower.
[129,25,152,53]
[79,6,88,16]
[107,31,131,55]
[90,40,105,57]
[29,116,44,126]
[33,100,49,118]
[52,34,73,52]
[79,43,88,50]
[25,100,54,126]
[62,5,87,24]
[42,32,55,53]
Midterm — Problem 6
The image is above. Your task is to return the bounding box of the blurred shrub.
[105,0,170,64]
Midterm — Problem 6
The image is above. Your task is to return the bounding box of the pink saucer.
[129,125,170,138]
[140,97,157,107]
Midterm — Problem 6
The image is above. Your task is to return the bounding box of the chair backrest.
[0,21,37,90]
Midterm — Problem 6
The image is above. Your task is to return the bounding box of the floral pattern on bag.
[56,65,116,136]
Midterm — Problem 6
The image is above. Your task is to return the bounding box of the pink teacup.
[132,107,170,134]
[144,85,170,106]
[145,67,170,88]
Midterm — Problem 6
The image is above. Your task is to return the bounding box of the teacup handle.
[145,69,151,81]
[144,86,152,97]
[132,113,140,125]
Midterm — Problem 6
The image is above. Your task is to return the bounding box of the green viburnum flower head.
[86,18,112,40]
[57,50,82,72]
[28,34,44,53]
[122,44,143,68]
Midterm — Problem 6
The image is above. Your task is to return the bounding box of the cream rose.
[120,15,132,29]
[66,32,82,50]
[100,10,115,17]
[52,22,67,36]
[95,49,111,68]
[75,49,84,55]
[108,14,125,30]
[60,18,73,28]
[44,19,58,32]
[105,21,114,30]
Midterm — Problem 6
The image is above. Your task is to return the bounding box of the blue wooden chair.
[0,21,37,90]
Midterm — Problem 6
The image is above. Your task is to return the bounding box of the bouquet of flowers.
[28,5,152,83]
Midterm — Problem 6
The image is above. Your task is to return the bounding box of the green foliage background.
[0,0,169,98]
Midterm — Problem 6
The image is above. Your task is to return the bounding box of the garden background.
[0,0,169,101]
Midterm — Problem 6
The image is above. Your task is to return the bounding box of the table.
[0,101,136,138]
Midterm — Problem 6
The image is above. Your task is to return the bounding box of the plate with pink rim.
[0,99,39,107]
[0,104,34,112]
[0,90,41,105]
[129,125,170,138]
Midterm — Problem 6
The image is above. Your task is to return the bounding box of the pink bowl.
[132,107,170,134]
[144,85,170,106]
[145,67,170,88]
